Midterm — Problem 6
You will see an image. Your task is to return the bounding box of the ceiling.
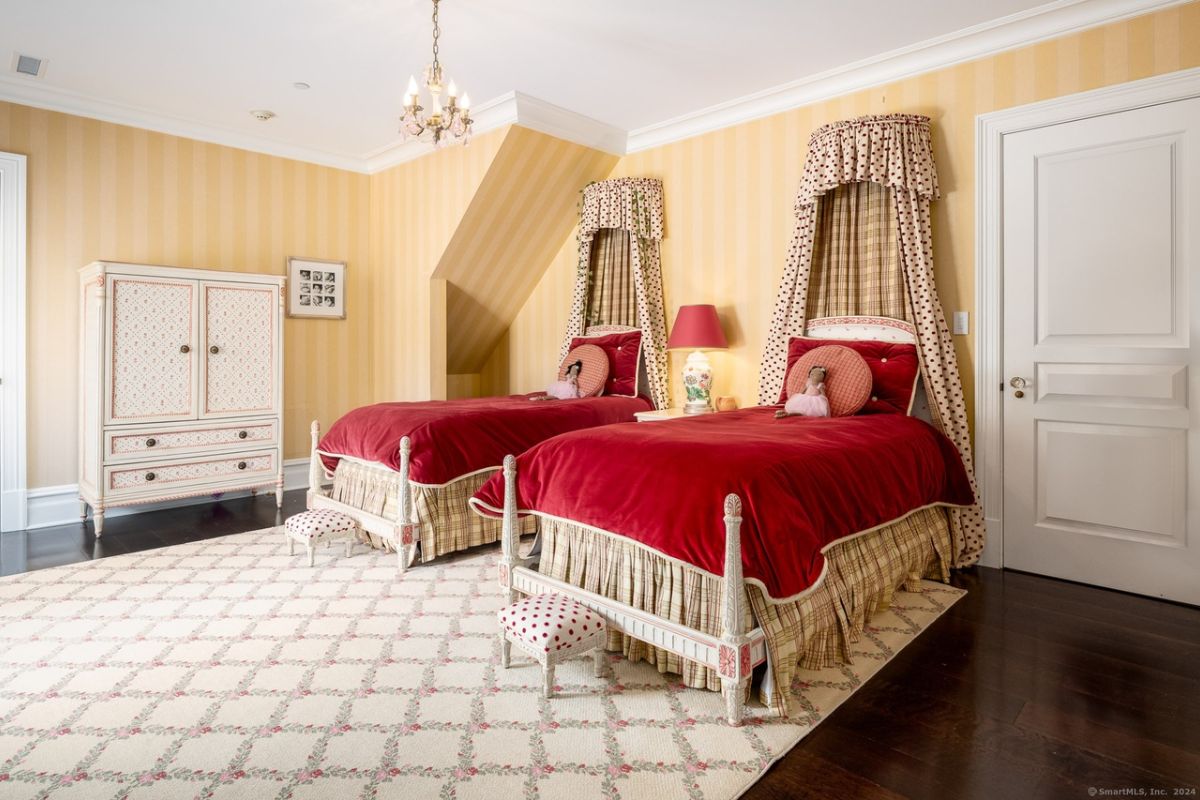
[0,1,1150,168]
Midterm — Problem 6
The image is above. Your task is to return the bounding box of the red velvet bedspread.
[471,407,974,600]
[318,395,652,485]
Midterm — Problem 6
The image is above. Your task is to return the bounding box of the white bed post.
[307,421,323,508]
[396,435,416,572]
[499,455,520,606]
[498,454,520,669]
[719,493,749,726]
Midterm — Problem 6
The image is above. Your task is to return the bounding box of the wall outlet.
[952,311,969,335]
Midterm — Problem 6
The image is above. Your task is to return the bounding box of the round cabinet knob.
[145,437,157,448]
[209,345,220,355]
[237,461,247,470]
[145,472,156,482]
[237,430,248,439]
[180,344,191,354]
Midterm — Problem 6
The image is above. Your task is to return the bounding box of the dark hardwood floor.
[2,491,1197,799]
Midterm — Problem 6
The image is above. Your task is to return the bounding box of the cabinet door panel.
[201,282,278,418]
[106,276,198,424]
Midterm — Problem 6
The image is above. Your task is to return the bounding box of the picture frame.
[287,257,346,319]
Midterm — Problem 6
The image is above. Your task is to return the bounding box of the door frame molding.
[0,151,27,532]
[974,66,1200,568]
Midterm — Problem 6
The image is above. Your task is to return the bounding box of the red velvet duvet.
[317,395,652,485]
[471,407,974,601]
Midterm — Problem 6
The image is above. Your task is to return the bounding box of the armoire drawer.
[103,449,277,498]
[104,420,278,463]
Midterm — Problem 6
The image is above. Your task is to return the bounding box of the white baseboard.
[22,458,311,531]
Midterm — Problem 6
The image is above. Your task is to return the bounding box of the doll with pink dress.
[542,360,583,400]
[775,366,830,418]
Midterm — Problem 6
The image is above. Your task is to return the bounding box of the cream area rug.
[0,528,963,799]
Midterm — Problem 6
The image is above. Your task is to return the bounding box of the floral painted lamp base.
[682,349,714,414]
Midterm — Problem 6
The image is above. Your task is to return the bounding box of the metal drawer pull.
[237,461,247,470]
[145,438,157,447]
[238,430,248,439]
[210,345,220,354]
[180,344,191,354]
[145,472,156,481]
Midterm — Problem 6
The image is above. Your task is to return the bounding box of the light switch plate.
[952,311,969,335]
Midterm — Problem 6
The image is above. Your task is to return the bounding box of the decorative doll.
[543,360,583,400]
[775,365,830,418]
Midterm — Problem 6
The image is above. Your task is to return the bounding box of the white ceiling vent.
[11,53,46,78]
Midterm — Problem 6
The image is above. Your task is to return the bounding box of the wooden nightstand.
[634,408,691,422]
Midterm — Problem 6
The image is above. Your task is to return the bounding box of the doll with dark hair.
[543,360,584,400]
[775,365,830,418]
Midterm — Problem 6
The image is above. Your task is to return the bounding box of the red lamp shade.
[666,304,728,350]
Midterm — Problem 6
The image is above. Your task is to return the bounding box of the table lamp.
[666,304,728,414]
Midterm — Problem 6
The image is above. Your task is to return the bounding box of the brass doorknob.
[210,345,220,354]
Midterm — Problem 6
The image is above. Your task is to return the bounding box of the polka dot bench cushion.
[497,593,608,699]
[284,509,357,542]
[498,593,605,654]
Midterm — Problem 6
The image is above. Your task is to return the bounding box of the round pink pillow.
[559,344,609,397]
[787,344,872,417]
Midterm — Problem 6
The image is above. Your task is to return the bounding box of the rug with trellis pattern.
[0,528,962,799]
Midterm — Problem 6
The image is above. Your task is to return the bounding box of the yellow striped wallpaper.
[499,1,1200,426]
[367,126,510,402]
[0,101,371,488]
[437,127,617,379]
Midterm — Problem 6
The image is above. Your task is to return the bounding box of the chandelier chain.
[431,0,440,73]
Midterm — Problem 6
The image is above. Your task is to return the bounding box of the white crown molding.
[509,92,627,156]
[625,0,1190,153]
[360,91,624,173]
[0,0,1185,170]
[0,74,366,172]
[23,459,313,531]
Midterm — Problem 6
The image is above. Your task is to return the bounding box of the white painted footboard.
[306,420,419,571]
[496,455,767,725]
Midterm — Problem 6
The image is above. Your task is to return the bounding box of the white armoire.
[78,262,285,535]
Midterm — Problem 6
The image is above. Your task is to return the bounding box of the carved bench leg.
[500,636,511,669]
[307,544,316,568]
[592,648,609,678]
[543,663,555,699]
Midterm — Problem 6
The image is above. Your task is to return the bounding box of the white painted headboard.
[803,315,932,422]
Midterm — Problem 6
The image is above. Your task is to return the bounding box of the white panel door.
[1002,98,1199,604]
[200,282,278,419]
[105,275,199,425]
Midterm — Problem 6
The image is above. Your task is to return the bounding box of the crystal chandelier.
[400,0,472,147]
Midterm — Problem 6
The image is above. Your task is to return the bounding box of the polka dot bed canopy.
[758,113,986,567]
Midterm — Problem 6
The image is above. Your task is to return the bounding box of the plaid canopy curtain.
[585,229,636,328]
[562,177,670,410]
[758,114,986,566]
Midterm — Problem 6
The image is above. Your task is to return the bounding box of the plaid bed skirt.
[328,460,535,563]
[538,505,951,717]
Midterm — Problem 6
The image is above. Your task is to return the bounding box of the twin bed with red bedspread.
[305,325,654,570]
[467,316,975,723]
